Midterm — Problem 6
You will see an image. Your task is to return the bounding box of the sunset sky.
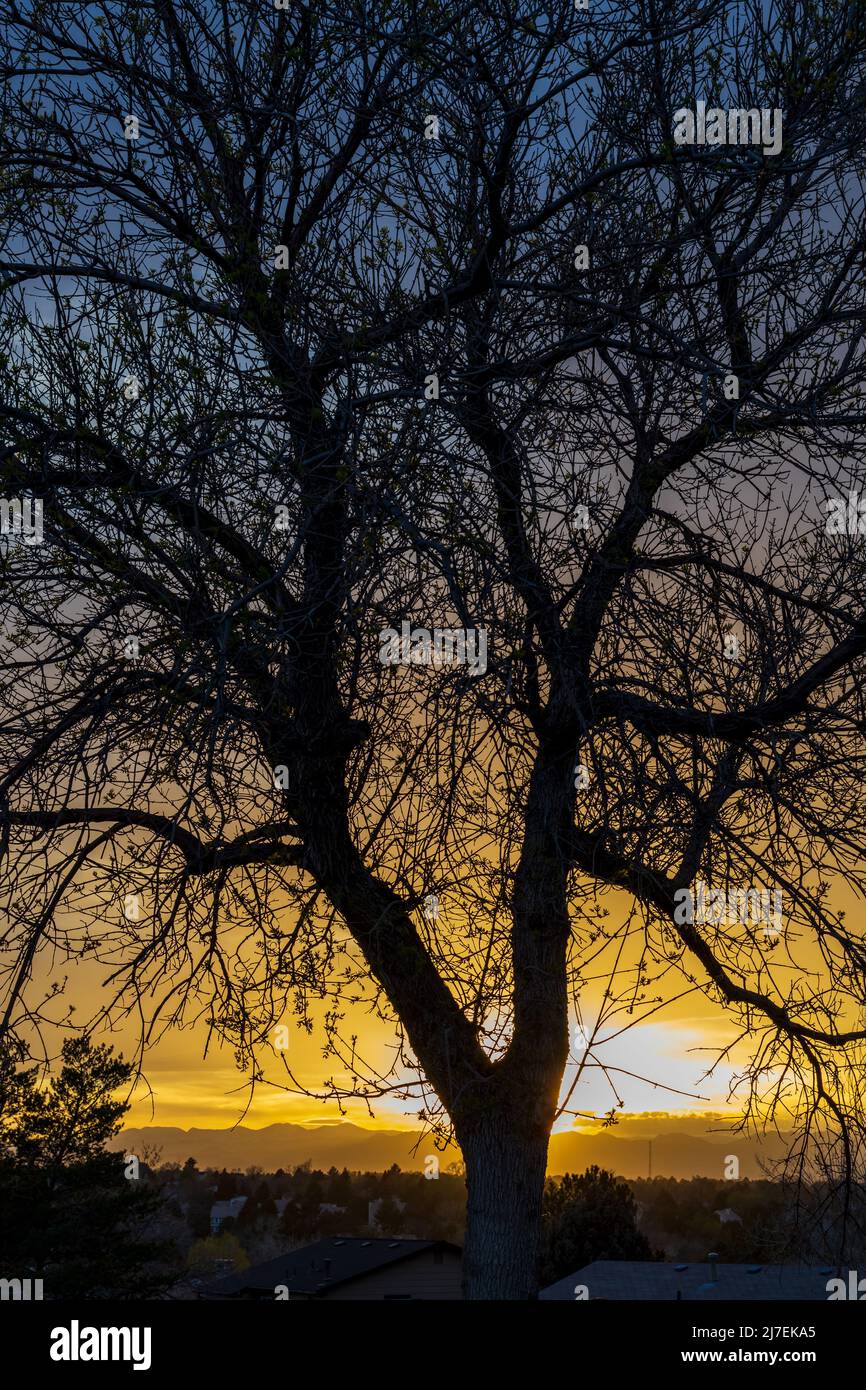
[22,855,860,1139]
[40,877,852,1137]
[118,1009,743,1133]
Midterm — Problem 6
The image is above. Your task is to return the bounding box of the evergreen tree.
[0,1037,178,1298]
[540,1167,658,1287]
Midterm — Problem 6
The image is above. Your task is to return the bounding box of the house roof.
[201,1237,461,1298]
[209,1196,247,1220]
[541,1259,840,1301]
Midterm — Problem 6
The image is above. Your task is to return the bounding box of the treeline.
[164,1163,837,1281]
[165,1156,468,1246]
[159,1159,655,1286]
[633,1176,808,1264]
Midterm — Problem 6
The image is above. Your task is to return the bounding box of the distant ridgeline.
[113,1120,790,1179]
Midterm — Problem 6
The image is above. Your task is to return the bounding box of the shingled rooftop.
[201,1237,462,1300]
[541,1260,838,1302]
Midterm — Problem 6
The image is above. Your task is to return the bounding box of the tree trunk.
[460,1114,550,1300]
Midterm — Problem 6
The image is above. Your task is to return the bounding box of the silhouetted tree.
[540,1166,657,1286]
[0,1036,177,1297]
[214,1170,238,1201]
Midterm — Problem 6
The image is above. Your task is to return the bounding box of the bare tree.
[2,0,866,1297]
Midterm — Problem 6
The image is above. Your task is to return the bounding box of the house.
[368,1197,407,1230]
[540,1257,840,1301]
[209,1196,248,1234]
[713,1207,743,1224]
[200,1237,462,1300]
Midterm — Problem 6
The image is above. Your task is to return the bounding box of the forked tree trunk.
[289,736,569,1301]
[459,1113,551,1299]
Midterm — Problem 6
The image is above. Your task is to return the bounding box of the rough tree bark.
[459,1115,552,1300]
